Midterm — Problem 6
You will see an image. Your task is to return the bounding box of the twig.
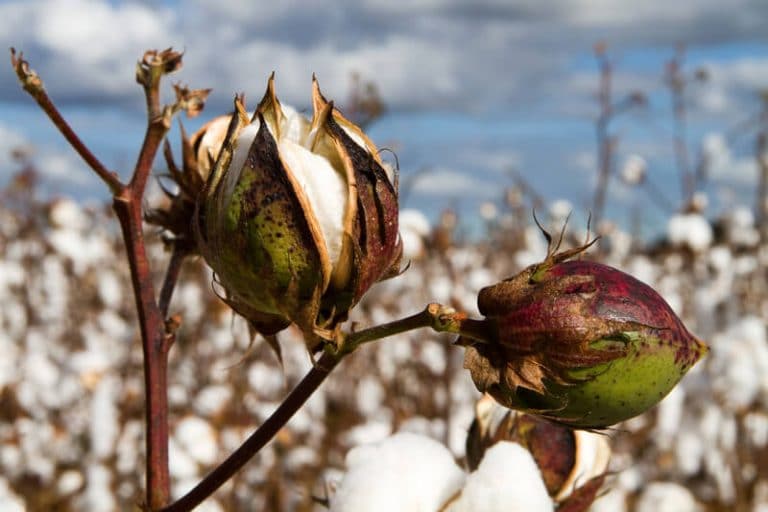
[592,43,613,228]
[163,304,489,511]
[112,190,170,509]
[11,48,182,510]
[9,48,123,193]
[666,45,694,206]
[159,244,192,319]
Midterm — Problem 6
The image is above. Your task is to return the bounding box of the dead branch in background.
[665,45,709,208]
[591,42,645,229]
[756,92,768,242]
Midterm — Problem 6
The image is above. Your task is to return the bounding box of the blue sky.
[2,0,768,238]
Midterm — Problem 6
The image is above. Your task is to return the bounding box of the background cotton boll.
[674,428,704,476]
[48,198,88,231]
[331,432,465,512]
[710,316,768,410]
[447,441,553,512]
[620,154,647,185]
[744,412,768,448]
[175,416,218,466]
[667,213,713,252]
[355,375,385,416]
[724,207,759,248]
[624,255,657,287]
[399,209,431,260]
[479,201,498,221]
[89,375,120,459]
[591,486,628,512]
[653,386,686,451]
[635,482,701,512]
[342,419,392,447]
[0,478,25,512]
[548,199,572,224]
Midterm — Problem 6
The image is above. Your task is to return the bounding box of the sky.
[2,0,768,238]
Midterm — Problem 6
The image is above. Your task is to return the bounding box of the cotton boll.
[175,416,218,466]
[667,213,712,252]
[356,375,385,417]
[549,199,573,224]
[447,441,553,512]
[194,385,232,417]
[624,255,657,287]
[57,469,84,495]
[724,207,759,248]
[168,436,199,480]
[79,464,116,512]
[635,482,700,512]
[96,270,122,309]
[48,198,88,231]
[556,430,611,502]
[675,429,704,476]
[653,386,685,450]
[0,477,25,512]
[342,420,392,447]
[591,486,627,512]
[90,375,120,459]
[399,209,431,261]
[709,316,768,410]
[621,154,647,185]
[744,412,768,448]
[331,432,465,512]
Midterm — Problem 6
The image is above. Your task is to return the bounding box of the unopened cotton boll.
[330,432,465,512]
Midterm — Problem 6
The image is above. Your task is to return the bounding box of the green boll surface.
[487,332,688,428]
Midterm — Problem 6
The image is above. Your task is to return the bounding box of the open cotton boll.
[667,213,712,252]
[279,139,347,270]
[556,430,611,501]
[448,441,553,512]
[331,432,465,512]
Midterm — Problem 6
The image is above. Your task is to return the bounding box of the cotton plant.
[9,47,707,512]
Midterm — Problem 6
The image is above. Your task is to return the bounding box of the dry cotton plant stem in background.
[164,304,485,512]
[10,48,181,509]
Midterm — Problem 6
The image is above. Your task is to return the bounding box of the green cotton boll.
[462,240,708,429]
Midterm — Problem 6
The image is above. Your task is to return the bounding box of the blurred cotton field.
[1,170,768,512]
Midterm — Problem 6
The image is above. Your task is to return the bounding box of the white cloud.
[1,0,178,99]
[35,152,93,185]
[702,132,758,186]
[3,0,766,112]
[408,166,498,197]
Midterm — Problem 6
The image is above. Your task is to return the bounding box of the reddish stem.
[9,48,123,192]
[114,189,171,509]
[10,49,176,509]
[159,244,191,319]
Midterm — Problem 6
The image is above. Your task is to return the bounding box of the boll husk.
[195,76,401,349]
[462,238,708,428]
